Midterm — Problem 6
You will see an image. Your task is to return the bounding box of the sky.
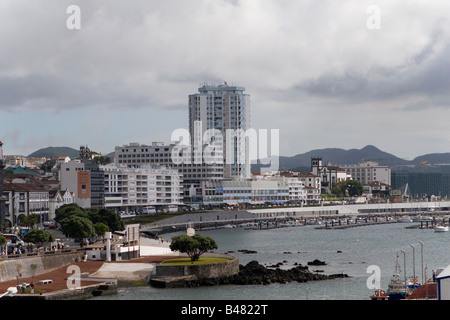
[1,0,450,161]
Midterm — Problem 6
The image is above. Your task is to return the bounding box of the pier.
[143,200,450,233]
[315,218,398,230]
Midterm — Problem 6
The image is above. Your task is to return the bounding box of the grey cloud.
[0,74,153,112]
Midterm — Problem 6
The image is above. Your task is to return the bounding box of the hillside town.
[0,84,448,233]
[0,138,399,231]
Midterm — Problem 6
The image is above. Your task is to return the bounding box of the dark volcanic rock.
[172,260,348,288]
[307,259,327,266]
[238,249,258,254]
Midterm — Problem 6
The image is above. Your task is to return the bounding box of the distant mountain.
[26,145,450,173]
[254,145,450,173]
[28,146,79,159]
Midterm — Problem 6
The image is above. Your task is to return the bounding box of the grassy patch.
[161,257,231,266]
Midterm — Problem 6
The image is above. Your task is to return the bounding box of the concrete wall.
[0,251,85,283]
[153,253,239,279]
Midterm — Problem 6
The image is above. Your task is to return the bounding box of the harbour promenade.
[142,200,450,233]
[1,200,449,299]
[0,237,179,299]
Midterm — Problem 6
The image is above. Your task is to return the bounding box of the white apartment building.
[341,160,391,186]
[101,164,183,213]
[189,83,251,179]
[114,142,223,200]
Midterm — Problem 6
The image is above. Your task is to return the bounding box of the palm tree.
[30,264,37,281]
[16,264,22,287]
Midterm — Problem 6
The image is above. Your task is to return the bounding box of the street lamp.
[411,244,416,290]
[401,250,407,295]
[419,241,424,285]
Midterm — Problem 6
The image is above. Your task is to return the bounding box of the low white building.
[199,171,323,206]
[101,164,183,213]
[222,178,289,205]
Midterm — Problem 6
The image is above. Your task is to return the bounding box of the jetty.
[315,218,398,230]
[143,200,450,234]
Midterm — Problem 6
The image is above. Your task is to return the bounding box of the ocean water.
[93,222,450,300]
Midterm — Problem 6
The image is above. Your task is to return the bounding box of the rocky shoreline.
[159,260,348,287]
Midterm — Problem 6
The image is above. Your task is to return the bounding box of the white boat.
[414,215,433,222]
[398,216,413,223]
[306,219,321,225]
[434,225,449,232]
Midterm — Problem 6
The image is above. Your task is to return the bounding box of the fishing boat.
[434,225,449,232]
[381,255,420,300]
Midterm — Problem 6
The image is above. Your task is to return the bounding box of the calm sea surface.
[93,222,450,300]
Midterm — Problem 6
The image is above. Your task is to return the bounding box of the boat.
[370,289,388,300]
[398,216,413,223]
[306,219,321,225]
[381,255,420,300]
[434,225,449,232]
[413,215,433,222]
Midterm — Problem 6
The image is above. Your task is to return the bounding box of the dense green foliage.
[0,234,6,247]
[93,222,109,236]
[59,215,96,240]
[55,204,124,241]
[23,229,55,247]
[331,180,364,197]
[169,234,218,262]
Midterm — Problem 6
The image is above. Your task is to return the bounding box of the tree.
[23,229,55,248]
[169,234,218,262]
[24,214,38,228]
[94,155,111,165]
[331,180,345,197]
[60,215,95,243]
[93,222,109,237]
[30,264,38,283]
[0,233,6,248]
[55,203,89,223]
[331,180,363,197]
[344,180,363,197]
[90,208,124,232]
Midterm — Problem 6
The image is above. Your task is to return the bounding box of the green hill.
[28,146,79,159]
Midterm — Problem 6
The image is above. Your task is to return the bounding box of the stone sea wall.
[153,253,239,279]
[0,251,85,283]
[151,257,348,288]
